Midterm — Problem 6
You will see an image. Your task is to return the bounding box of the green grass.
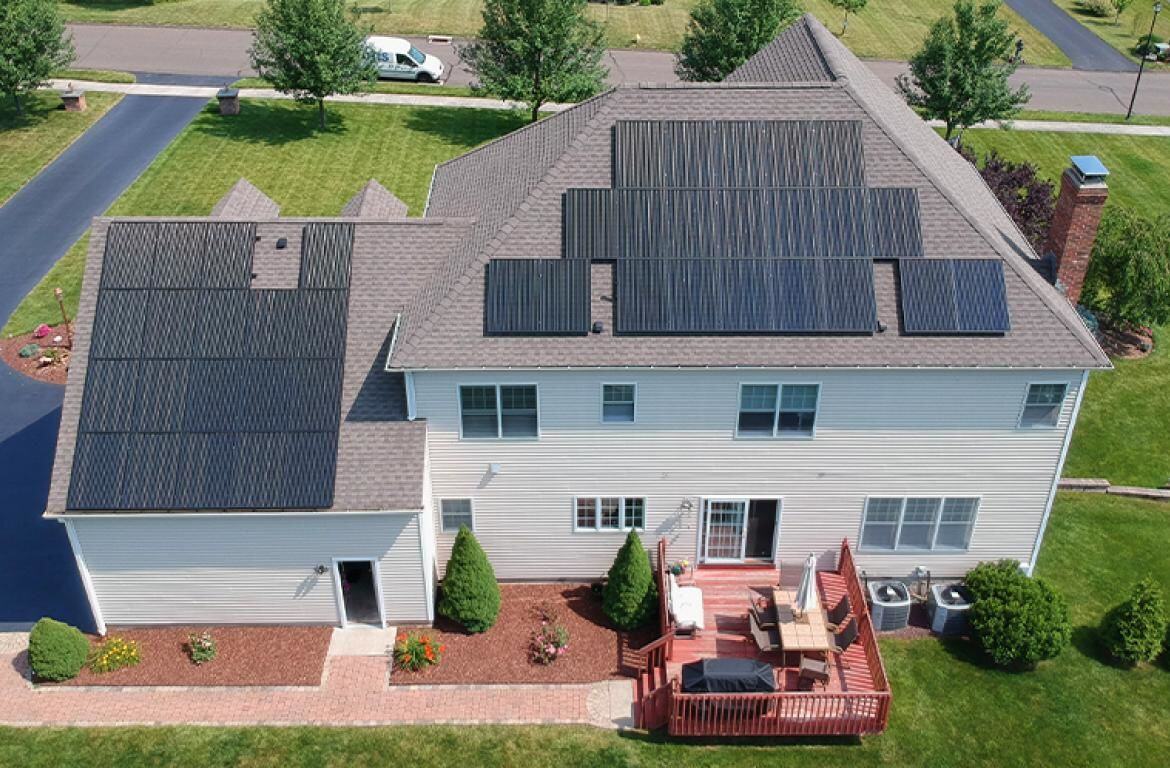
[59,0,1070,63]
[1018,110,1170,126]
[960,129,1170,218]
[1050,0,1170,68]
[0,90,121,207]
[2,98,524,337]
[53,68,136,84]
[2,493,1168,766]
[232,76,479,98]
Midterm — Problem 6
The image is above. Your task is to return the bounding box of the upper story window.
[737,383,820,437]
[1019,383,1067,429]
[574,496,645,531]
[601,384,636,423]
[860,496,979,552]
[459,384,539,438]
[439,499,474,533]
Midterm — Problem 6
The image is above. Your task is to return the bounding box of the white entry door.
[702,499,749,562]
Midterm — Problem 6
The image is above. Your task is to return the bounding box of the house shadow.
[345,331,406,423]
[192,99,352,147]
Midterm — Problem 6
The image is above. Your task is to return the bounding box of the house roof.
[211,178,281,219]
[390,14,1108,371]
[342,179,409,219]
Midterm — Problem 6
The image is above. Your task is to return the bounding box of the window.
[737,384,819,437]
[440,499,474,533]
[1019,383,1067,428]
[602,384,636,423]
[459,385,538,438]
[574,497,645,531]
[860,497,980,552]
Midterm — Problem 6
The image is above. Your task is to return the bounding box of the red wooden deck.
[667,567,878,694]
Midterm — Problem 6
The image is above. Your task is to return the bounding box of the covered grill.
[681,658,777,694]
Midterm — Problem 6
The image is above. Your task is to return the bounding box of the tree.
[1082,208,1170,329]
[249,0,376,130]
[960,147,1055,252]
[830,0,869,35]
[437,526,501,633]
[675,0,802,82]
[1111,0,1133,24]
[602,531,657,630]
[460,0,607,124]
[1101,578,1167,666]
[0,0,74,116]
[897,0,1029,142]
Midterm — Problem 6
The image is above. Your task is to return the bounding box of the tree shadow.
[349,4,388,15]
[190,100,352,147]
[0,94,63,131]
[401,106,528,151]
[53,0,153,11]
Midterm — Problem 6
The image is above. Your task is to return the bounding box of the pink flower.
[34,324,51,338]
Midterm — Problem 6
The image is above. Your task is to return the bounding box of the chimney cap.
[1070,155,1109,184]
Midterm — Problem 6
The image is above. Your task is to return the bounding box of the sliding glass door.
[702,499,748,562]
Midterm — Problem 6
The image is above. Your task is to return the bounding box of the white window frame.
[735,382,821,439]
[573,496,646,532]
[858,495,981,553]
[438,498,475,533]
[1017,382,1068,430]
[457,383,541,440]
[600,382,637,424]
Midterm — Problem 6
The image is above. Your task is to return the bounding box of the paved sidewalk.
[0,645,634,728]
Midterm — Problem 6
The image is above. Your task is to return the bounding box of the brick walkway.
[0,638,634,728]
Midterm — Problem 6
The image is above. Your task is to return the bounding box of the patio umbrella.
[794,553,819,618]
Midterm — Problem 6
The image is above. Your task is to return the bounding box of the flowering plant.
[529,602,570,665]
[186,631,218,665]
[34,324,51,338]
[393,632,445,672]
[88,636,141,674]
[669,559,690,576]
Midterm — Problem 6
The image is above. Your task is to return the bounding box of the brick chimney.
[1044,155,1109,304]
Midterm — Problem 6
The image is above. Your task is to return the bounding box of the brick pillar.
[60,90,86,112]
[1044,157,1109,305]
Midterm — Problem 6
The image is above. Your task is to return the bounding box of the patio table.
[772,587,835,654]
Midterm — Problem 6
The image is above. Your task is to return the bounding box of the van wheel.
[417,72,436,84]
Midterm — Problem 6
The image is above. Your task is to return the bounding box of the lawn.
[233,76,479,98]
[960,129,1170,218]
[1050,0,1170,68]
[59,0,1070,63]
[0,89,121,207]
[1018,110,1170,126]
[2,98,524,337]
[2,493,1167,766]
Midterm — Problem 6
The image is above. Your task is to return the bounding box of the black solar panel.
[899,258,1010,334]
[68,221,352,511]
[614,258,876,334]
[563,188,923,260]
[485,258,591,335]
[612,121,866,188]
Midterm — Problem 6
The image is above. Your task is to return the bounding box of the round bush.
[966,561,1071,670]
[437,526,501,634]
[1101,577,1167,666]
[603,531,657,630]
[27,618,90,682]
[1080,0,1114,17]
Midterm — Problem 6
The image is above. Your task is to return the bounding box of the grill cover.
[681,658,776,694]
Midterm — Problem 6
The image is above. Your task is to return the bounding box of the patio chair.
[825,618,859,669]
[747,589,777,628]
[668,573,705,636]
[797,655,830,691]
[749,606,781,652]
[826,594,851,631]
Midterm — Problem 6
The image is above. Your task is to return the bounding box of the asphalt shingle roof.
[725,16,835,83]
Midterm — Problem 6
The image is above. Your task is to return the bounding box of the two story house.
[46,16,1110,633]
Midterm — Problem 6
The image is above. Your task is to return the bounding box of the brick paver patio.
[0,637,634,728]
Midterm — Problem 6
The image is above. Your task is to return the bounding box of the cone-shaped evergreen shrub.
[438,526,500,633]
[603,531,657,630]
[1101,577,1167,666]
[28,617,89,681]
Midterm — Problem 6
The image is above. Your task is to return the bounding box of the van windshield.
[409,45,426,65]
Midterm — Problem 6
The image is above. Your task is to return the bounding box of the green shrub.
[602,531,657,630]
[438,526,501,633]
[966,560,1071,670]
[1101,578,1167,666]
[393,631,444,671]
[27,618,90,681]
[1080,0,1113,17]
[186,631,218,666]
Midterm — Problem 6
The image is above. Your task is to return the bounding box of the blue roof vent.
[1070,155,1109,185]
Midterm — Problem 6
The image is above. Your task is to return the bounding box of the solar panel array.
[899,258,1011,334]
[485,259,590,335]
[67,221,353,511]
[563,188,923,261]
[615,259,877,334]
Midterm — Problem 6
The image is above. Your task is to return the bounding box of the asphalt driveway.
[0,93,209,631]
[1005,0,1137,71]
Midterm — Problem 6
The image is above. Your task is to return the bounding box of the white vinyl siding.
[860,496,980,552]
[574,496,645,531]
[69,513,430,625]
[416,368,1083,580]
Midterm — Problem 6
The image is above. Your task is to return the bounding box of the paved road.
[1004,0,1136,72]
[68,23,1170,116]
[0,94,209,631]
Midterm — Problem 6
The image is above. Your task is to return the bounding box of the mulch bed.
[392,584,655,685]
[1099,324,1154,360]
[58,625,332,687]
[0,324,71,385]
[883,603,937,640]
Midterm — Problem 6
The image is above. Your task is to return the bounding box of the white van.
[366,36,445,83]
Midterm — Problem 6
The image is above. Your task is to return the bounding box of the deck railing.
[656,537,674,640]
[633,631,674,729]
